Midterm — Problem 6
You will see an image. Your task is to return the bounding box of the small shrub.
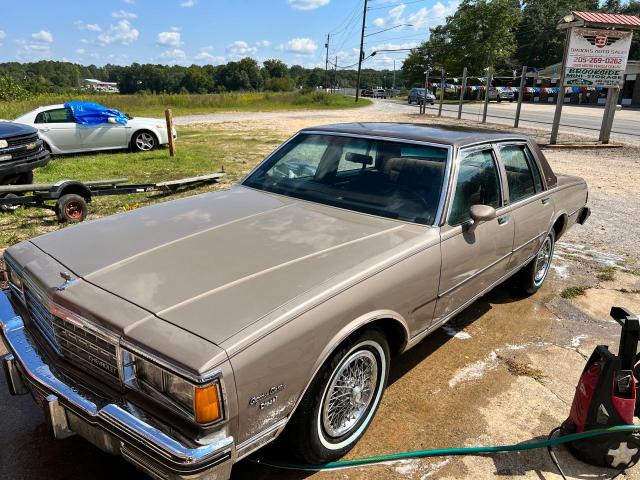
[596,266,616,282]
[561,286,589,299]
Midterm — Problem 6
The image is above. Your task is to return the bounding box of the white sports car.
[14,104,176,154]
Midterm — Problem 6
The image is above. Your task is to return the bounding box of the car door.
[34,107,82,152]
[79,119,127,150]
[434,145,515,322]
[497,142,554,270]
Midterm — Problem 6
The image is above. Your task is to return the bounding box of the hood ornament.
[57,271,76,291]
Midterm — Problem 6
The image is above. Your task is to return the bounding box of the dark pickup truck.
[0,122,50,186]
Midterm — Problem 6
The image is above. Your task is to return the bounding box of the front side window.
[448,149,501,225]
[501,144,542,203]
[243,133,449,225]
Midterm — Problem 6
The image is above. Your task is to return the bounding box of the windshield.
[243,133,448,225]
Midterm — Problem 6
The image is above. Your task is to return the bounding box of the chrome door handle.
[498,215,510,225]
[541,197,551,205]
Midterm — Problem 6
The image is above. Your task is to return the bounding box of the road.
[175,98,640,144]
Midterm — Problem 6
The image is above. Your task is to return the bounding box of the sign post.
[514,65,527,128]
[552,21,633,144]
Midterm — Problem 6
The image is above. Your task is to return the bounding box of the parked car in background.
[13,103,176,154]
[373,88,387,98]
[0,122,49,187]
[360,88,374,97]
[1,123,589,480]
[488,87,515,102]
[408,87,436,105]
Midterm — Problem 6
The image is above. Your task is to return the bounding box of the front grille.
[25,287,59,353]
[24,285,120,385]
[7,133,39,147]
[53,319,120,382]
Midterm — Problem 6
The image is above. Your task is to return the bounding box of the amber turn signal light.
[194,384,221,424]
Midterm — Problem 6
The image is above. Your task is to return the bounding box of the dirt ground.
[1,105,640,480]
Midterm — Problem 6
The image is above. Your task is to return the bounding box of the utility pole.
[392,60,396,90]
[355,0,368,102]
[324,33,330,92]
[334,55,338,93]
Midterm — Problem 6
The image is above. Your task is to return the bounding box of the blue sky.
[0,0,458,70]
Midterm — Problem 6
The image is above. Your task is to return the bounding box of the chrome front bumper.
[0,291,234,480]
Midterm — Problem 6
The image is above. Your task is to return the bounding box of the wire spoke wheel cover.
[135,132,155,151]
[322,350,378,438]
[534,236,553,284]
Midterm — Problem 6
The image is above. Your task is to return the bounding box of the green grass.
[560,286,590,299]
[596,266,616,282]
[0,125,289,249]
[0,91,371,119]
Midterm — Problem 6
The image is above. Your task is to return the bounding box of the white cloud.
[97,20,139,45]
[0,30,5,46]
[281,37,317,55]
[112,10,137,19]
[80,38,89,44]
[180,0,196,7]
[160,48,186,62]
[123,0,135,3]
[170,26,182,31]
[74,21,102,32]
[288,0,329,10]
[157,31,182,47]
[256,40,271,47]
[16,38,52,58]
[226,40,257,56]
[76,48,86,54]
[371,1,458,32]
[194,51,225,64]
[32,30,53,43]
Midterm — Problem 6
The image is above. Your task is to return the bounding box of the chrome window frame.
[443,142,506,227]
[495,141,544,206]
[240,131,454,227]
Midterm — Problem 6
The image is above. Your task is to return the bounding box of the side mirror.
[468,204,497,230]
[107,117,117,124]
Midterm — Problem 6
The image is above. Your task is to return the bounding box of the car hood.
[0,121,37,137]
[30,186,421,344]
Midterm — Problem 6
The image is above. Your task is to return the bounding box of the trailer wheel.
[56,194,88,223]
[0,194,20,213]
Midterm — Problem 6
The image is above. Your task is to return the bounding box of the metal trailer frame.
[0,173,225,223]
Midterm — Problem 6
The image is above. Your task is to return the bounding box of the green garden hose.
[251,425,640,472]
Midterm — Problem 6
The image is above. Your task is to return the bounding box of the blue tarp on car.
[64,101,128,126]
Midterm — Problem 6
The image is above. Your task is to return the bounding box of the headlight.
[122,351,223,425]
[0,139,8,148]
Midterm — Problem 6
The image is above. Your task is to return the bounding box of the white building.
[83,78,119,93]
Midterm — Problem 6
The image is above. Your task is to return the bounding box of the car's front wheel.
[131,130,158,152]
[515,230,555,294]
[283,329,390,464]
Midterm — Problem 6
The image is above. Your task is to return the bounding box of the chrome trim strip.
[437,250,513,298]
[0,291,234,471]
[512,232,546,254]
[235,418,288,460]
[407,249,539,349]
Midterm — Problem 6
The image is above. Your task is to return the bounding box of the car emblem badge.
[57,271,76,291]
[25,142,38,150]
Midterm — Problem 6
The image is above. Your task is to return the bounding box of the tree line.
[0,58,402,99]
[401,0,640,86]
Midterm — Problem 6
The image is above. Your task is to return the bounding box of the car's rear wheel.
[131,130,157,152]
[282,329,390,464]
[515,230,555,294]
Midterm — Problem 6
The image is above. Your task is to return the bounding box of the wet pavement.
[2,249,640,479]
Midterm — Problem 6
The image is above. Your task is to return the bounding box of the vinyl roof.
[300,123,528,147]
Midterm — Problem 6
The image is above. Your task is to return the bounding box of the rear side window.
[448,149,501,225]
[37,108,75,124]
[501,144,542,203]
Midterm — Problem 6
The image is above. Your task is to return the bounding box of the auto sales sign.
[564,28,632,87]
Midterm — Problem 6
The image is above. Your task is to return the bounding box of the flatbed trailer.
[0,172,224,223]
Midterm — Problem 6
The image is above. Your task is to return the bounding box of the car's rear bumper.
[0,290,234,480]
